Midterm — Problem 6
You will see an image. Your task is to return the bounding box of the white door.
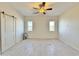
[5,15,15,49]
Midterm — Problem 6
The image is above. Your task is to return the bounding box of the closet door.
[5,15,15,49]
[1,13,6,52]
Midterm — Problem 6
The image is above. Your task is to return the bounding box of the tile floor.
[1,39,79,56]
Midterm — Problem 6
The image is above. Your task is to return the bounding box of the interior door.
[5,15,15,49]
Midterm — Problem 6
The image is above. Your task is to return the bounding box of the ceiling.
[8,2,78,16]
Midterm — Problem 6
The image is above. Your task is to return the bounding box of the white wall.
[59,5,79,51]
[15,17,24,43]
[0,3,24,52]
[24,16,58,39]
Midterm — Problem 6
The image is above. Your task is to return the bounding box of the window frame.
[49,21,55,32]
[27,20,33,31]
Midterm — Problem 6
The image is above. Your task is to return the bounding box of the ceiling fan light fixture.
[39,8,46,13]
[33,2,52,15]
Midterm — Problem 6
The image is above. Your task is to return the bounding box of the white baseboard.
[26,38,58,40]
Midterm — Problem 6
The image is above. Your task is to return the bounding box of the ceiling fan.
[33,2,52,14]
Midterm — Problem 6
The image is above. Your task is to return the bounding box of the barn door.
[5,15,15,49]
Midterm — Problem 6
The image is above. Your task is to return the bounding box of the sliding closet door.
[5,15,15,49]
[0,13,2,54]
[1,13,6,52]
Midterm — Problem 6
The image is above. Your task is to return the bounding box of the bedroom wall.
[0,3,24,52]
[24,16,59,39]
[59,4,79,51]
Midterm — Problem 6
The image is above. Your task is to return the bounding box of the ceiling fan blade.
[39,2,46,8]
[43,12,46,14]
[46,8,52,10]
[42,2,46,6]
[34,12,39,14]
[33,7,39,10]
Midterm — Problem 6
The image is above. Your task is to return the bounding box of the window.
[49,21,55,31]
[27,21,33,31]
